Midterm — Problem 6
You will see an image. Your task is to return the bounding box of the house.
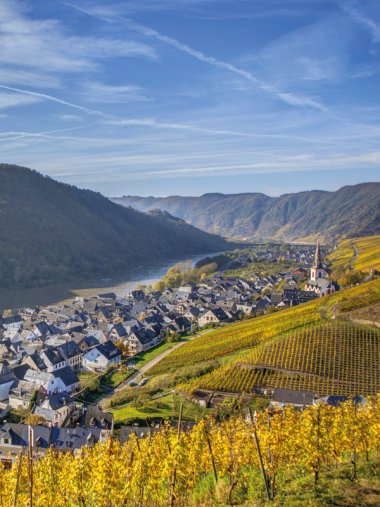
[83,406,113,431]
[23,368,74,395]
[32,321,51,337]
[78,335,100,352]
[40,348,67,372]
[1,315,23,332]
[33,392,81,427]
[126,327,159,354]
[292,267,308,278]
[198,308,229,327]
[49,426,108,452]
[82,341,121,371]
[270,388,316,408]
[8,383,35,409]
[0,364,16,401]
[184,307,201,322]
[22,351,48,372]
[0,423,51,464]
[109,323,128,341]
[58,341,83,370]
[0,423,108,464]
[52,367,79,393]
[174,316,192,333]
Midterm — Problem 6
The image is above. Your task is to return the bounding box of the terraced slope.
[185,322,379,396]
[150,279,380,397]
[152,279,380,373]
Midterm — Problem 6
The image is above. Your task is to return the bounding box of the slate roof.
[50,426,102,450]
[112,323,127,337]
[81,335,100,349]
[43,347,65,366]
[273,388,316,406]
[52,367,79,388]
[96,342,121,361]
[58,341,82,359]
[84,406,113,429]
[0,423,50,448]
[39,392,76,410]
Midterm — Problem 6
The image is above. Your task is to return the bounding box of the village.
[0,243,337,463]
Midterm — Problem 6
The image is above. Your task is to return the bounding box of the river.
[0,253,219,312]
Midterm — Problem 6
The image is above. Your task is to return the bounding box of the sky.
[0,0,379,197]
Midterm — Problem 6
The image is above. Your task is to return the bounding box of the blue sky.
[0,0,379,196]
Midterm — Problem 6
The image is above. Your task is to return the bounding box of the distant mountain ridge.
[113,183,380,241]
[0,164,228,289]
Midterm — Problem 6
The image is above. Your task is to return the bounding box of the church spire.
[314,241,323,268]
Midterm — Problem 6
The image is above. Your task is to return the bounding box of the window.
[3,438,9,444]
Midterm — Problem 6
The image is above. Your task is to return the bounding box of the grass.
[111,392,207,425]
[132,338,188,368]
[103,368,133,388]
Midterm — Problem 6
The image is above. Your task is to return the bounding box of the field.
[328,234,380,274]
[148,279,380,396]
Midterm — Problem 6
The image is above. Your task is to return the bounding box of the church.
[304,242,336,297]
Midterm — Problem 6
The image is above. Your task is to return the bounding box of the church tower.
[310,242,327,282]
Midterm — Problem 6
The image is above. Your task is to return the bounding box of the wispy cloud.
[81,81,152,104]
[0,0,157,80]
[57,114,83,122]
[338,0,380,43]
[0,125,89,142]
[0,84,116,118]
[0,68,61,89]
[67,2,327,111]
[0,91,40,110]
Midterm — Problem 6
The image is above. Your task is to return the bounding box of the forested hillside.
[113,182,380,241]
[0,164,228,289]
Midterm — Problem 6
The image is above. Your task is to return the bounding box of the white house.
[198,308,229,327]
[82,342,121,371]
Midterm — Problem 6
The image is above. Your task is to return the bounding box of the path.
[98,329,213,408]
[349,241,359,271]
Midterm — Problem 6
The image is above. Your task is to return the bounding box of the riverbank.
[0,251,226,312]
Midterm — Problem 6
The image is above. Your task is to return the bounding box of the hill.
[147,278,380,397]
[0,164,228,289]
[113,182,380,241]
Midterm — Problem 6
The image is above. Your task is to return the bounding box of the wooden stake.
[170,403,183,507]
[27,426,33,507]
[205,426,218,484]
[13,450,24,507]
[248,408,271,501]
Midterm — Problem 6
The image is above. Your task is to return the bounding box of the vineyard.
[328,234,380,274]
[184,321,380,396]
[151,279,380,388]
[0,399,379,506]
